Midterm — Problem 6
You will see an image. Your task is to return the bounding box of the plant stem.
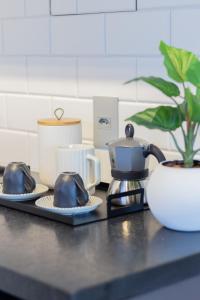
[194,123,200,139]
[183,125,196,167]
[170,96,187,143]
[169,131,184,155]
[193,148,200,155]
[171,96,179,106]
[181,83,195,167]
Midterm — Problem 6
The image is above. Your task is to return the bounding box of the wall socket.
[93,97,119,148]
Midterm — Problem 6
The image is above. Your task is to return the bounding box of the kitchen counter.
[0,190,200,300]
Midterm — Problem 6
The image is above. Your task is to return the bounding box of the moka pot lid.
[106,124,148,149]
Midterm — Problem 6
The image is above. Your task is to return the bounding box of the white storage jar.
[38,117,82,188]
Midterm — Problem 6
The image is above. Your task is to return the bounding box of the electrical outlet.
[93,97,119,148]
[97,117,111,129]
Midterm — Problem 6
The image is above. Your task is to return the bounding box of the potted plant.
[126,41,200,231]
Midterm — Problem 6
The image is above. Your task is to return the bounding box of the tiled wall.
[0,0,199,179]
[51,0,137,15]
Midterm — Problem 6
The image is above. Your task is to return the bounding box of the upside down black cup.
[54,172,89,208]
[3,162,36,194]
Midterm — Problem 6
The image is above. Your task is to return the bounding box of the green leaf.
[185,88,200,122]
[196,87,200,97]
[126,106,183,132]
[159,41,199,83]
[186,60,200,88]
[178,101,187,121]
[125,76,180,97]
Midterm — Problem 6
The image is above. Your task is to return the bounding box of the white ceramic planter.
[147,161,200,231]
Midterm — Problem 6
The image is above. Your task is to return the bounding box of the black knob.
[125,124,134,138]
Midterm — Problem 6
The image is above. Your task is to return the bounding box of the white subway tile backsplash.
[27,57,77,96]
[95,148,112,183]
[106,11,170,56]
[0,96,6,128]
[119,101,169,149]
[172,8,200,54]
[0,24,3,54]
[51,0,136,15]
[25,0,50,16]
[28,133,39,172]
[138,0,200,9]
[78,57,137,100]
[163,150,181,161]
[52,97,93,141]
[0,0,24,18]
[51,14,105,55]
[77,0,136,14]
[6,95,51,132]
[0,129,29,166]
[51,0,77,15]
[0,57,27,93]
[137,57,171,103]
[4,18,50,55]
[148,150,182,171]
[0,0,198,173]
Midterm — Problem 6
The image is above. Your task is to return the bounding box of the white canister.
[38,117,82,188]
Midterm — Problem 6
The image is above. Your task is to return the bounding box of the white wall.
[0,0,199,175]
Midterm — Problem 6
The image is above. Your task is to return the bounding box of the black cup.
[3,162,36,194]
[54,172,89,208]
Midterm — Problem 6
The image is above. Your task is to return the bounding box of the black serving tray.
[0,183,148,226]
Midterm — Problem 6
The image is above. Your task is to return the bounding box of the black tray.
[0,184,148,226]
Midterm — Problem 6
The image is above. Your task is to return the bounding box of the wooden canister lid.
[38,118,81,126]
[38,108,81,126]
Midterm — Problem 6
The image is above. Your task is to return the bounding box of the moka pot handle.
[144,144,166,163]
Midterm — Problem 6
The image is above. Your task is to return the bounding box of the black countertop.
[0,191,200,300]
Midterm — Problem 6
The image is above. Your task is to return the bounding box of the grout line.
[169,8,172,45]
[50,95,54,118]
[1,20,4,55]
[49,0,52,15]
[0,15,50,21]
[135,57,138,102]
[24,0,26,16]
[49,15,52,55]
[104,14,107,56]
[0,90,172,105]
[0,127,37,134]
[3,95,8,128]
[76,57,79,97]
[137,4,200,11]
[0,5,199,20]
[0,54,163,58]
[50,10,137,17]
[135,0,138,11]
[25,56,29,94]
